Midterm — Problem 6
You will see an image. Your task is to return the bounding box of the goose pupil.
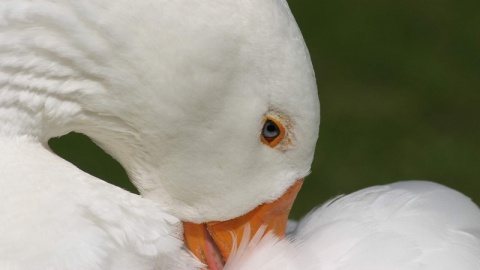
[263,120,279,139]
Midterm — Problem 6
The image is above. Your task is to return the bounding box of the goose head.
[5,0,319,267]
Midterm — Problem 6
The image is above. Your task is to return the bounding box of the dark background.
[50,0,480,220]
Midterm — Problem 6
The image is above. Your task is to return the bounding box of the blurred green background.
[49,0,480,220]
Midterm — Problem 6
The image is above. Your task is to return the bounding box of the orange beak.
[183,180,303,269]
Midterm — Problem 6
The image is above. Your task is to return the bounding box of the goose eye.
[261,118,286,147]
[263,120,280,139]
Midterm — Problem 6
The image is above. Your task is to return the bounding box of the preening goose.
[1,1,479,270]
[1,0,317,269]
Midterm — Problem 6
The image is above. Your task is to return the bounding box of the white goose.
[0,1,479,270]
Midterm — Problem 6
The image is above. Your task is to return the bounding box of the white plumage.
[1,137,200,269]
[0,0,479,269]
[229,181,480,269]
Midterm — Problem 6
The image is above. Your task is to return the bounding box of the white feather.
[230,181,480,269]
[0,137,201,269]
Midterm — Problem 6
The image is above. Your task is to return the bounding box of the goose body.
[1,0,479,269]
[1,138,197,269]
[230,181,480,270]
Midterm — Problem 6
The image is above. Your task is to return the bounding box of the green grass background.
[49,0,480,220]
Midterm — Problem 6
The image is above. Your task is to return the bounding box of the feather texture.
[0,137,201,269]
[228,181,480,270]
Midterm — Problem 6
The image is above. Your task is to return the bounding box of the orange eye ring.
[261,117,286,148]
